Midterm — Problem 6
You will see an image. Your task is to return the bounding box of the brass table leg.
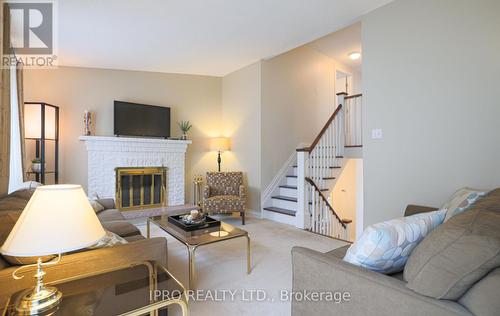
[147,219,151,238]
[246,235,251,274]
[188,245,197,290]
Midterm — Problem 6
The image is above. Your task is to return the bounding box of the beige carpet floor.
[135,214,347,316]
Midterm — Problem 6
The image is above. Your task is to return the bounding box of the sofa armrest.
[0,237,167,303]
[239,185,246,200]
[291,247,471,316]
[404,204,439,217]
[203,185,210,199]
[96,198,116,210]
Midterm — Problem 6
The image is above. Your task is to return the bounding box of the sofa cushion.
[95,198,116,210]
[326,245,350,259]
[97,209,125,222]
[343,209,446,274]
[441,188,486,222]
[101,221,141,238]
[0,189,34,213]
[404,188,500,300]
[0,211,20,243]
[0,211,20,267]
[124,234,146,242]
[458,267,500,316]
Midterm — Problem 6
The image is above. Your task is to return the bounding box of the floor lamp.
[209,137,230,172]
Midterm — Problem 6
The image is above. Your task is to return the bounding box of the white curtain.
[8,64,23,193]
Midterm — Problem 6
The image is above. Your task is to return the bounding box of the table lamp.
[209,137,230,172]
[0,185,106,314]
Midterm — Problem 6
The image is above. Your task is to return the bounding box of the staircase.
[263,92,362,240]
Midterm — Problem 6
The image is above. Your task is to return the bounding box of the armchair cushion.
[204,195,245,213]
[203,172,246,214]
[205,172,243,197]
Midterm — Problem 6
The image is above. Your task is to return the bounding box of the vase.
[181,133,187,140]
[31,163,41,173]
[83,111,92,136]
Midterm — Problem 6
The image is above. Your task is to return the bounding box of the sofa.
[0,188,167,303]
[203,171,246,224]
[292,193,500,316]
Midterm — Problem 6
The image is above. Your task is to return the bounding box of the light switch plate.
[371,128,383,139]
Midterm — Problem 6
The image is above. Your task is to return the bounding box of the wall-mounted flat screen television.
[114,101,170,138]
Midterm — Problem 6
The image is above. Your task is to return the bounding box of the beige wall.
[24,66,222,202]
[331,159,362,241]
[261,46,353,190]
[362,0,500,226]
[222,62,262,211]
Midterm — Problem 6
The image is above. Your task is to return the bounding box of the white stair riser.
[292,167,297,176]
[279,187,297,198]
[272,198,297,210]
[309,168,335,178]
[262,209,297,226]
[286,177,297,186]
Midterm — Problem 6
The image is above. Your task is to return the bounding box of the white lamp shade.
[0,185,106,257]
[24,103,57,139]
[210,137,230,152]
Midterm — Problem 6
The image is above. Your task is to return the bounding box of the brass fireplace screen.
[115,167,166,211]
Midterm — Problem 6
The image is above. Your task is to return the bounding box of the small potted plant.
[31,158,42,173]
[178,121,192,140]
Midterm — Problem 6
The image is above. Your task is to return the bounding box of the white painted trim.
[245,209,262,219]
[261,144,307,208]
[296,151,307,229]
[79,135,192,145]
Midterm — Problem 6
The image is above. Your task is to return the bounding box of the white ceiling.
[308,22,362,72]
[58,0,390,76]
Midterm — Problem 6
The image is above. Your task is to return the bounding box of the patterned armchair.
[203,172,246,224]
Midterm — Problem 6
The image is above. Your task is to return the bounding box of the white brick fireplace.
[80,136,191,206]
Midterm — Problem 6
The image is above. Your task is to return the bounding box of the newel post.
[296,150,309,229]
[336,92,347,152]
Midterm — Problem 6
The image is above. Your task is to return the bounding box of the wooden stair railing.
[305,177,349,240]
[295,100,347,238]
[296,104,343,153]
[294,92,360,240]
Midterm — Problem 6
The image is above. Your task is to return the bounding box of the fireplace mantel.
[79,136,191,205]
[79,136,191,151]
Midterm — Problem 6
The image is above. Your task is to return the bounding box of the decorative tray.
[168,214,220,232]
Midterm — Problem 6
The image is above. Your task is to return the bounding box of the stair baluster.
[296,94,348,240]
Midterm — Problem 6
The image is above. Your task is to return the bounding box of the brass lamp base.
[15,286,62,315]
[11,256,63,315]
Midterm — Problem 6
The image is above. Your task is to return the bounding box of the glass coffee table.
[147,216,251,290]
[1,261,188,316]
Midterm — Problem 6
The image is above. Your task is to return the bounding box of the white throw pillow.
[441,188,486,222]
[88,198,105,213]
[15,181,42,191]
[343,209,447,274]
[87,230,127,249]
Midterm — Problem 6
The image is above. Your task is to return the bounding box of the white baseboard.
[245,209,262,219]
